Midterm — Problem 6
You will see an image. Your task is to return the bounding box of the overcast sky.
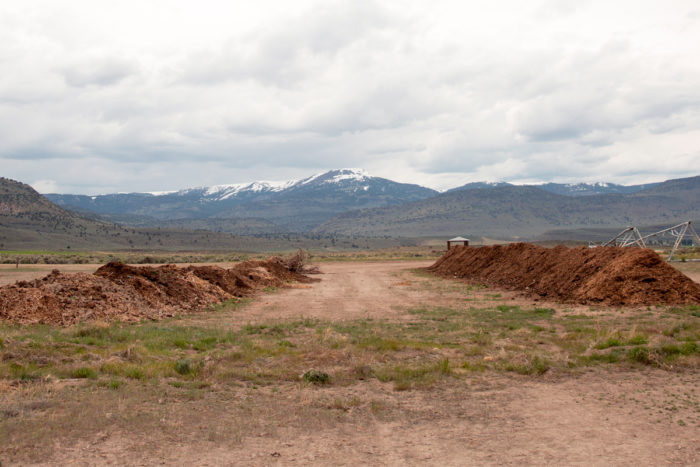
[2,0,700,194]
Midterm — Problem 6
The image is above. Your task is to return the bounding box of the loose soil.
[0,258,315,325]
[428,243,700,306]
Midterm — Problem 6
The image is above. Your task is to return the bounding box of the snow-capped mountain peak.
[165,169,376,202]
[300,168,370,186]
[325,168,369,183]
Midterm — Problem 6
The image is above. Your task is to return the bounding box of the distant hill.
[47,169,438,232]
[447,180,659,197]
[1,177,74,217]
[534,181,660,197]
[0,176,108,249]
[446,181,512,193]
[315,176,700,239]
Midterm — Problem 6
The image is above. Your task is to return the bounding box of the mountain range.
[5,169,698,246]
[45,168,682,234]
[46,169,436,232]
[316,175,700,238]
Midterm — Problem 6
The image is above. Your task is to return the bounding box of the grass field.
[2,300,698,391]
[0,245,444,266]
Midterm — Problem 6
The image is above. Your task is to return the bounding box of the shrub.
[505,355,549,375]
[303,370,329,384]
[175,359,192,375]
[352,365,373,380]
[628,347,655,365]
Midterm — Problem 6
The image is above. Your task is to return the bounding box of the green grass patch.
[627,335,648,345]
[71,367,97,379]
[374,358,451,390]
[108,379,123,390]
[579,350,624,365]
[595,338,624,350]
[207,298,247,313]
[355,336,406,351]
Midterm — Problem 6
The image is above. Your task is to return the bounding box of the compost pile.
[427,243,700,306]
[0,257,317,325]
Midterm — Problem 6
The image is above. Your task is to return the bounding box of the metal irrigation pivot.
[600,221,700,260]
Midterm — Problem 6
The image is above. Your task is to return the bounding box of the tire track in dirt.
[204,261,436,325]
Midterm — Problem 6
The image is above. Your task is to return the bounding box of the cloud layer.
[1,0,699,193]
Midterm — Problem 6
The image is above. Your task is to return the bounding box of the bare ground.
[22,370,700,466]
[2,261,700,465]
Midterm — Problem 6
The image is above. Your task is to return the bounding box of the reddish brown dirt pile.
[0,258,317,325]
[427,243,700,306]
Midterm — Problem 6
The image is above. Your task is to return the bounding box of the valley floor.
[1,261,699,465]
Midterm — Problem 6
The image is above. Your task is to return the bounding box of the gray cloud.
[0,0,699,193]
[180,0,396,87]
[60,57,137,87]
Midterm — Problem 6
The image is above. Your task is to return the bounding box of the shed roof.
[448,236,469,242]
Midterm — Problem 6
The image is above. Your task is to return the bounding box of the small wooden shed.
[447,236,470,250]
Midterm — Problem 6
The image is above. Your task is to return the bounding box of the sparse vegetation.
[1,258,699,464]
[72,367,98,379]
[2,297,697,392]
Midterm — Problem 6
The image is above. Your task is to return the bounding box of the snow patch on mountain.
[147,191,177,196]
[325,168,369,184]
[204,180,297,200]
[299,168,369,186]
[564,182,612,190]
[299,172,323,186]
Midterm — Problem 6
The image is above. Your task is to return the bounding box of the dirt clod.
[427,243,700,306]
[0,257,317,325]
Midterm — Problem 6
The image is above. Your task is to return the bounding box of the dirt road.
[171,263,700,465]
[185,261,444,327]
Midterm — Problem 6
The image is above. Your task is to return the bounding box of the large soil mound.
[0,258,316,325]
[427,243,700,306]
